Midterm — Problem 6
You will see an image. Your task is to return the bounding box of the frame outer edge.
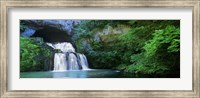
[1,0,198,7]
[193,1,200,98]
[192,1,200,97]
[198,1,200,98]
[0,0,6,97]
[0,0,1,98]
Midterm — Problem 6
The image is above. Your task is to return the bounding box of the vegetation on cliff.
[72,20,180,77]
[20,37,54,72]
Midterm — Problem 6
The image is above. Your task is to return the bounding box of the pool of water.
[20,69,123,78]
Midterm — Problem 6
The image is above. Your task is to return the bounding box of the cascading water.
[53,53,67,71]
[46,42,90,71]
[78,54,89,70]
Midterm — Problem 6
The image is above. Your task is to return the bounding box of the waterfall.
[78,54,89,70]
[46,42,75,52]
[46,42,90,71]
[68,53,80,70]
[54,53,67,71]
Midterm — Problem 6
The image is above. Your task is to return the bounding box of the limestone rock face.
[94,25,131,42]
[20,20,79,42]
[31,26,72,42]
[79,24,131,52]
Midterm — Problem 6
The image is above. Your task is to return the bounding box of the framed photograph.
[0,0,199,98]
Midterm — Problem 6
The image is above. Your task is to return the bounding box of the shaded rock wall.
[31,26,72,42]
[20,20,79,42]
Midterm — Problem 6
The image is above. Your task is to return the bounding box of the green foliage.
[20,37,53,72]
[144,25,180,57]
[86,50,118,69]
[20,21,28,33]
[123,25,180,77]
[72,20,180,77]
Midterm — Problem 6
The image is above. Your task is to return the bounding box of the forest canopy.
[72,20,180,77]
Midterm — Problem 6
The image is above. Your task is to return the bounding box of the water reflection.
[52,71,87,78]
[20,69,120,78]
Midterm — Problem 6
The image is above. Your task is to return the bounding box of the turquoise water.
[20,69,122,78]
